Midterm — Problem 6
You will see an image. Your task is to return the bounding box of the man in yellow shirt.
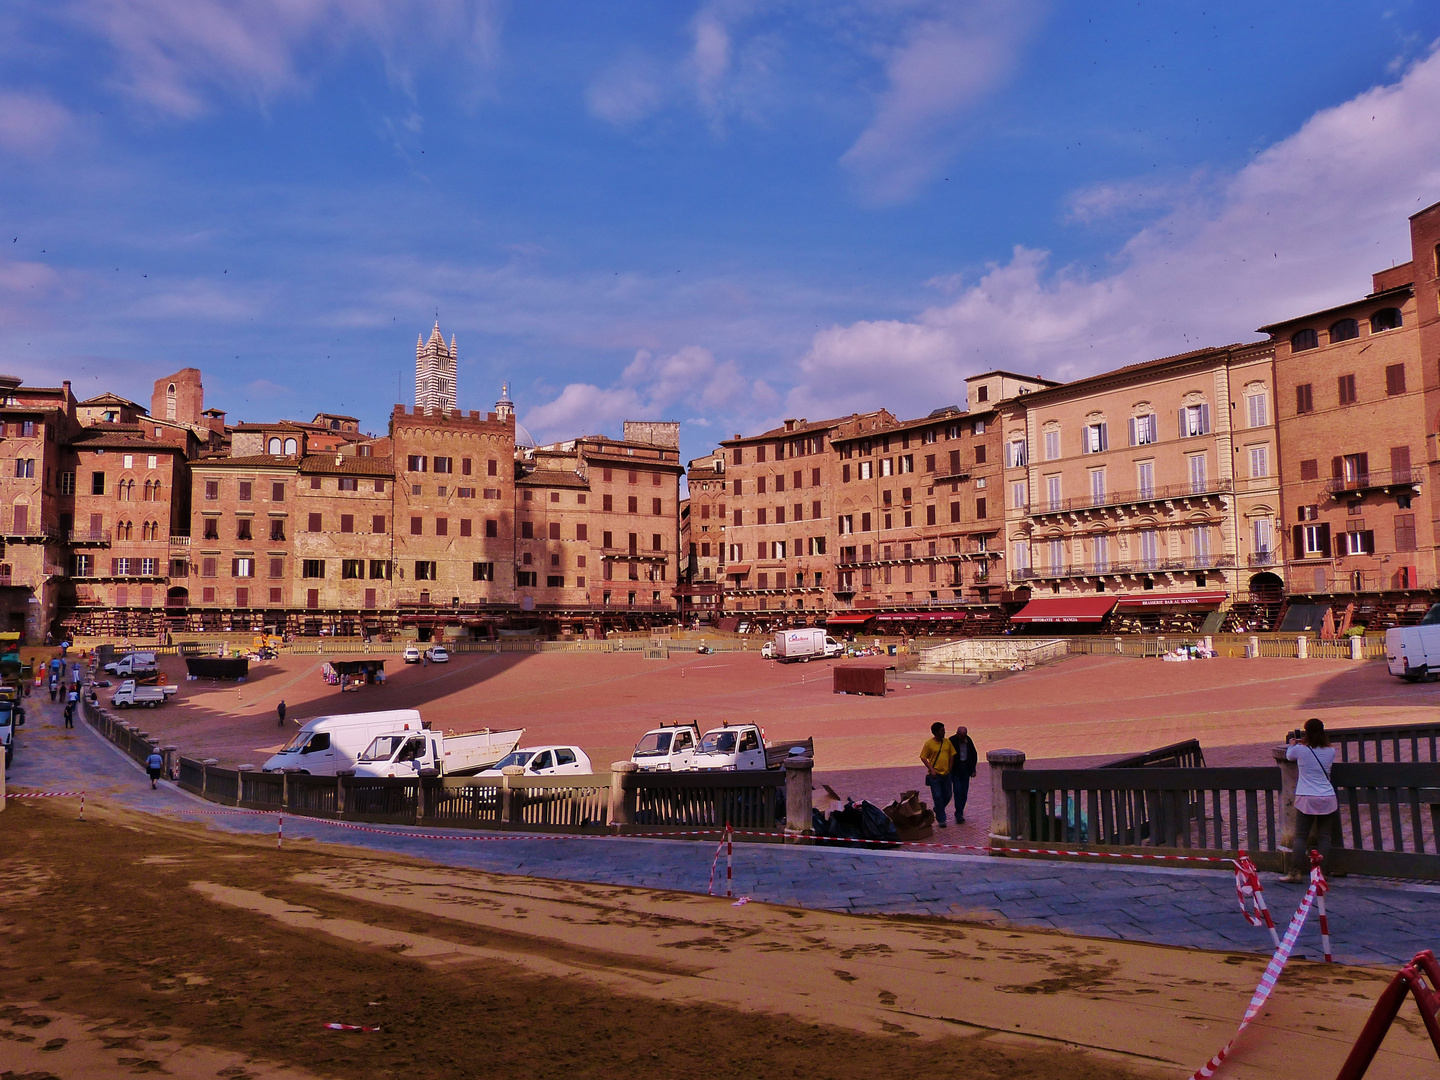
[920,721,956,828]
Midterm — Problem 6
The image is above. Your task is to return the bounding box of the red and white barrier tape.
[707,825,734,898]
[322,1023,379,1033]
[1311,850,1332,964]
[6,790,85,818]
[1233,853,1280,950]
[1189,856,1330,1079]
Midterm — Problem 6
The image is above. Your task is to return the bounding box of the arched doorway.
[1248,572,1283,602]
[165,586,189,610]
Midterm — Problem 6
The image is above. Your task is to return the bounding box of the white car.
[760,641,776,659]
[479,745,592,777]
[424,645,450,663]
[402,645,422,664]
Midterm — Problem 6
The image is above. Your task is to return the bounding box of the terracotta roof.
[298,454,394,477]
[232,420,324,433]
[79,392,146,410]
[517,468,589,489]
[196,455,301,468]
[70,433,186,452]
[1013,344,1261,405]
[1256,284,1413,333]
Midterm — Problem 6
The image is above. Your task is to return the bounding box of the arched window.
[1329,318,1358,343]
[283,437,297,456]
[168,383,176,394]
[152,480,161,502]
[268,437,282,455]
[1290,329,1318,352]
[1371,307,1403,332]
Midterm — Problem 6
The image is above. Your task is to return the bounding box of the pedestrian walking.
[919,721,956,828]
[277,699,287,728]
[49,674,59,702]
[1283,717,1338,882]
[65,687,78,728]
[948,725,978,824]
[145,748,164,790]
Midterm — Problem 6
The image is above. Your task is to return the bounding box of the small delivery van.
[262,709,428,775]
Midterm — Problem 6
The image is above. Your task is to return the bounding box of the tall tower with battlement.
[416,322,458,415]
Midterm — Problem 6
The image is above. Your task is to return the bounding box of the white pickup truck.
[630,723,701,771]
[633,722,814,772]
[111,680,180,709]
[351,727,525,778]
[1386,605,1440,681]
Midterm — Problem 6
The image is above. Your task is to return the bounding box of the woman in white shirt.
[1283,717,1338,882]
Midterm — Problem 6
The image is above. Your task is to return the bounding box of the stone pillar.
[336,769,351,817]
[281,769,291,810]
[201,758,219,797]
[1349,635,1363,660]
[1248,635,1259,659]
[500,764,525,827]
[1274,745,1298,867]
[1296,636,1308,660]
[986,748,1027,842]
[163,745,179,780]
[784,756,814,842]
[416,768,438,823]
[608,761,637,830]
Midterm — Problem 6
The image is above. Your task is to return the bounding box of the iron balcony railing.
[1325,467,1419,495]
[1018,554,1232,580]
[1030,478,1233,517]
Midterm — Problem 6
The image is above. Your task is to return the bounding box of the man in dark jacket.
[948,726,978,824]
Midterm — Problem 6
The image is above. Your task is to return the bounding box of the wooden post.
[986,748,1027,843]
[608,762,637,831]
[784,756,813,842]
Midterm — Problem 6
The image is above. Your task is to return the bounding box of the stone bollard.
[1274,745,1298,872]
[608,761,637,830]
[500,764,525,827]
[416,768,439,823]
[201,758,219,797]
[784,755,814,843]
[1349,635,1363,660]
[986,748,1027,843]
[1297,636,1308,660]
[163,745,179,781]
[1247,635,1259,659]
[336,769,352,817]
[1114,636,1123,654]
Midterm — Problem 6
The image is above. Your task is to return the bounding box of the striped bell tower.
[415,322,457,415]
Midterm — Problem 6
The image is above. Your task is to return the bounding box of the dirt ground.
[85,648,1440,773]
[4,799,1435,1080]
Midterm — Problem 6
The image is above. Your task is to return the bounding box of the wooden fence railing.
[997,752,1440,878]
[1324,723,1440,764]
[1100,738,1206,769]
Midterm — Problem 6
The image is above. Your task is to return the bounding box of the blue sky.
[3,2,1440,464]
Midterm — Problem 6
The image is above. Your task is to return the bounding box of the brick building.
[1260,199,1440,621]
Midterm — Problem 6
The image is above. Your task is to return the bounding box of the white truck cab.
[104,652,158,677]
[693,724,768,771]
[630,723,700,771]
[351,727,524,778]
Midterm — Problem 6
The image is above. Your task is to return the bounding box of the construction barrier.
[1335,949,1440,1079]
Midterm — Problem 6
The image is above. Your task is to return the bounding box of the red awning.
[1010,596,1118,624]
[874,611,968,622]
[1114,590,1228,611]
[724,564,751,576]
[825,612,874,626]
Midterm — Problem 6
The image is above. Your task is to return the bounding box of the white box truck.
[772,628,843,663]
[262,710,429,775]
[351,727,524,778]
[1386,604,1440,681]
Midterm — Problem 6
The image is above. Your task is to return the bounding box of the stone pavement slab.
[6,690,1439,968]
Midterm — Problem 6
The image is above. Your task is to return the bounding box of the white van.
[1386,604,1440,681]
[262,710,428,775]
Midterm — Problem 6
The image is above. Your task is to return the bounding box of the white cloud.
[0,90,74,157]
[840,0,1046,203]
[523,343,773,444]
[788,43,1440,421]
[586,52,667,126]
[71,0,506,117]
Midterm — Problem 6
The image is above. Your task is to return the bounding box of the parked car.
[479,745,593,777]
[402,645,422,664]
[424,645,450,663]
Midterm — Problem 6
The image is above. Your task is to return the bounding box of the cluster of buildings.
[4,203,1440,642]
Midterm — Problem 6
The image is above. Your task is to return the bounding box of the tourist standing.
[1283,717,1338,882]
[277,699,287,728]
[919,722,956,828]
[948,725,978,825]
